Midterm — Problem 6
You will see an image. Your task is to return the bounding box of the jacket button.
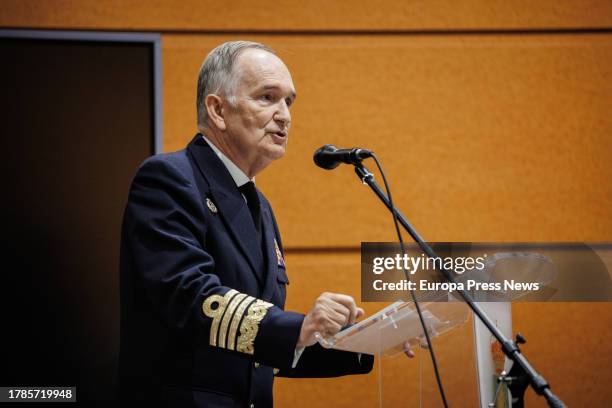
[254,362,260,368]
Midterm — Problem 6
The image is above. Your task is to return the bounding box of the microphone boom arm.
[353,163,566,408]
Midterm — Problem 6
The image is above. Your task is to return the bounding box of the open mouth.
[268,131,287,142]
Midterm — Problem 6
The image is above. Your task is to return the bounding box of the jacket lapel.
[187,135,265,286]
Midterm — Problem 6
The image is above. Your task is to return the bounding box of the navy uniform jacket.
[119,134,373,407]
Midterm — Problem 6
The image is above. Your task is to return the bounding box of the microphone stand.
[353,163,566,408]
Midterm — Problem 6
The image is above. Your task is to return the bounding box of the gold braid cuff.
[218,293,248,348]
[237,299,273,355]
[202,291,273,355]
[202,289,238,347]
[227,296,255,351]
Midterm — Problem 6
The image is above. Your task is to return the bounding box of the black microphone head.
[313,144,341,170]
[353,148,373,160]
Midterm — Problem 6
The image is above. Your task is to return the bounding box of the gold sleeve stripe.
[237,299,273,355]
[202,289,238,347]
[227,296,255,351]
[218,293,249,349]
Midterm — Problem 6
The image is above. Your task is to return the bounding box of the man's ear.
[205,94,226,131]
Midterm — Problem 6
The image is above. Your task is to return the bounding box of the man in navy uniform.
[119,41,374,407]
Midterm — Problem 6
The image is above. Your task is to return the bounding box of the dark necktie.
[238,181,262,237]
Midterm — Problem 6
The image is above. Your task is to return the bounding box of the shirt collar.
[201,134,253,188]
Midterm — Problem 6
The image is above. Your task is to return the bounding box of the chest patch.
[206,197,218,214]
[274,238,285,267]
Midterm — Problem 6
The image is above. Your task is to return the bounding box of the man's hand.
[297,292,364,348]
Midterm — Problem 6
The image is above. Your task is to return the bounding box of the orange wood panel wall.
[3,2,611,407]
[163,33,612,248]
[1,0,612,30]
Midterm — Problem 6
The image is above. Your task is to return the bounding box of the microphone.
[313,144,373,170]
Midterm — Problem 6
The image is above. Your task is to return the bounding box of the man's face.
[222,49,296,173]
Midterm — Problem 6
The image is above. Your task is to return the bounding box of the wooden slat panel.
[162,34,612,248]
[1,0,612,31]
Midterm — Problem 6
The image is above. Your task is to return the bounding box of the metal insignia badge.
[206,198,218,214]
[274,238,285,267]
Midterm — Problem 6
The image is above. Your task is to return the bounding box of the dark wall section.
[0,37,155,407]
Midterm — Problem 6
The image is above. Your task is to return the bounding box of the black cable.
[370,153,449,408]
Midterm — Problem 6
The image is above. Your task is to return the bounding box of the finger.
[327,302,351,324]
[356,308,365,320]
[329,294,358,324]
[323,320,343,337]
[403,341,415,358]
[327,307,349,327]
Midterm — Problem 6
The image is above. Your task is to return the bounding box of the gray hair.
[196,41,276,128]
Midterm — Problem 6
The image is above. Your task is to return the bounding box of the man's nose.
[274,100,291,127]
